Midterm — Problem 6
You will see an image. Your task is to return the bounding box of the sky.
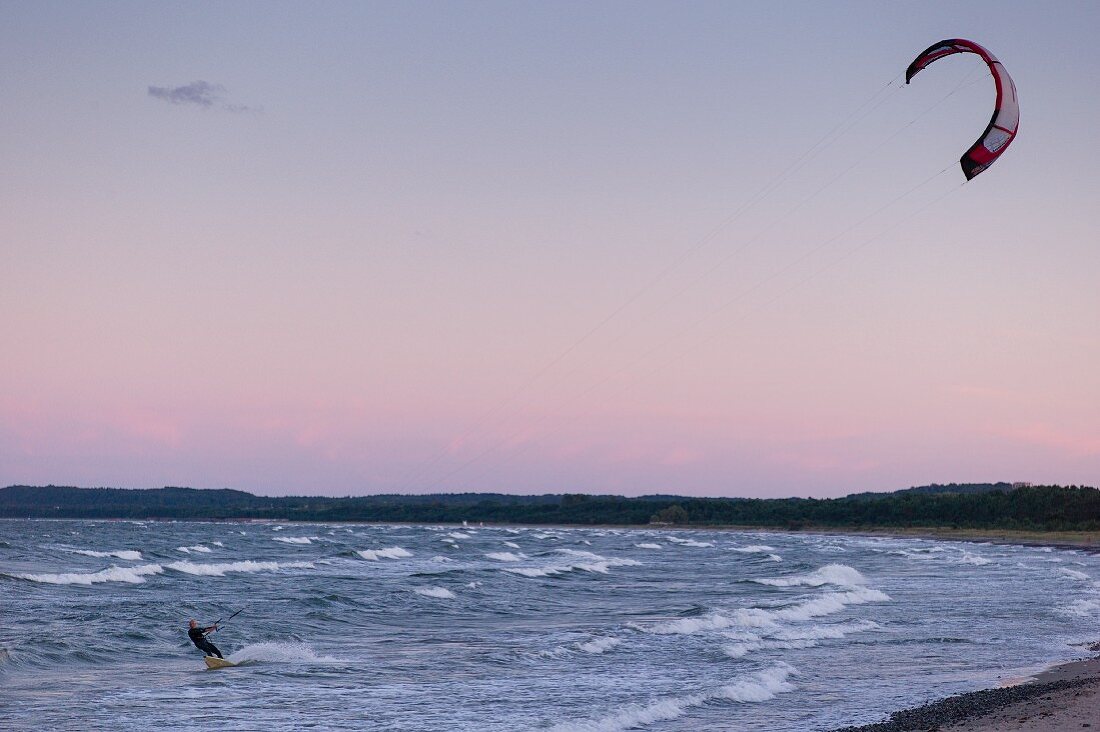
[2,1,1098,498]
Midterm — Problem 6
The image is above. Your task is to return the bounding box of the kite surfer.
[188,618,224,659]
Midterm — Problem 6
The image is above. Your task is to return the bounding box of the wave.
[414,586,456,599]
[63,548,143,561]
[635,543,663,550]
[732,545,783,561]
[547,664,795,732]
[666,536,714,548]
[273,536,315,545]
[752,564,867,588]
[486,552,525,562]
[1061,599,1100,617]
[503,551,641,578]
[177,545,212,554]
[8,563,164,585]
[577,637,621,654]
[167,560,314,576]
[647,586,890,635]
[448,532,471,540]
[723,620,879,658]
[1059,567,1090,581]
[356,547,412,561]
[502,541,521,549]
[958,552,993,566]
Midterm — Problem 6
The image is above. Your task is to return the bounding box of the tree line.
[2,483,1099,531]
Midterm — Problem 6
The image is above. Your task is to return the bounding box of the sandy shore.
[834,656,1100,731]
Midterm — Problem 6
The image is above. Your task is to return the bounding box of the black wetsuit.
[188,626,223,659]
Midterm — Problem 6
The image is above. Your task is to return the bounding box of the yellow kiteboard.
[204,656,237,670]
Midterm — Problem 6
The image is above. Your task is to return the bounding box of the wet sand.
[835,657,1100,731]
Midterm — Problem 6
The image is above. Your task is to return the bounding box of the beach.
[836,656,1100,731]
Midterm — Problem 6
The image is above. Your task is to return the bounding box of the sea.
[2,519,1098,731]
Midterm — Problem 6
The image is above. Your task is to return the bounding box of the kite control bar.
[212,608,244,630]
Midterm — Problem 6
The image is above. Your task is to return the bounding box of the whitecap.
[177,545,212,554]
[273,536,314,545]
[958,552,993,566]
[448,532,471,539]
[502,541,521,549]
[649,587,890,634]
[547,664,794,732]
[666,536,714,548]
[10,563,164,585]
[64,548,143,561]
[1059,567,1090,581]
[577,637,621,654]
[167,560,313,576]
[635,543,663,550]
[414,586,456,599]
[356,547,413,561]
[486,552,525,562]
[731,545,777,553]
[752,564,867,588]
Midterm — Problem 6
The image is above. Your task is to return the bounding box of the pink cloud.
[996,422,1100,458]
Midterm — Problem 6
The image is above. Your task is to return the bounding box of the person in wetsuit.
[188,618,223,659]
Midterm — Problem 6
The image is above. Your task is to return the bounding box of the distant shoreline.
[5,514,1100,552]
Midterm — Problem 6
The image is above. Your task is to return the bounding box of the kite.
[906,39,1019,180]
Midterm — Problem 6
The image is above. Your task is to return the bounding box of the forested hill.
[2,483,1099,531]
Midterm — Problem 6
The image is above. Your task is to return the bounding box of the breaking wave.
[752,564,867,588]
[414,586,456,599]
[63,548,143,561]
[167,560,314,576]
[547,664,795,732]
[273,536,315,545]
[8,563,164,585]
[486,552,525,562]
[356,547,413,561]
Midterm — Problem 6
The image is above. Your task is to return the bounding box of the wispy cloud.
[147,80,257,112]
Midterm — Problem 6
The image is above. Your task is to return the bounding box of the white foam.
[635,543,663,550]
[753,564,867,588]
[577,637,621,654]
[666,536,714,548]
[167,560,313,576]
[65,548,143,561]
[211,541,224,547]
[958,552,993,566]
[228,642,336,664]
[504,551,642,578]
[12,563,164,585]
[649,587,890,634]
[547,664,794,732]
[177,545,212,554]
[356,547,412,561]
[731,545,777,553]
[1059,567,1090,581]
[448,532,471,539]
[502,541,521,549]
[1062,599,1100,617]
[486,552,525,562]
[415,586,456,599]
[273,536,314,545]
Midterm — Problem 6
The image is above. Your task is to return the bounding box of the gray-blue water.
[2,520,1097,731]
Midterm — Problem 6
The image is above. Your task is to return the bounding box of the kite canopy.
[906,39,1019,180]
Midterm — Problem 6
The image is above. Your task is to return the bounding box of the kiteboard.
[204,656,237,670]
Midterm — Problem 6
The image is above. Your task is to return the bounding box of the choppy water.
[2,520,1098,731]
